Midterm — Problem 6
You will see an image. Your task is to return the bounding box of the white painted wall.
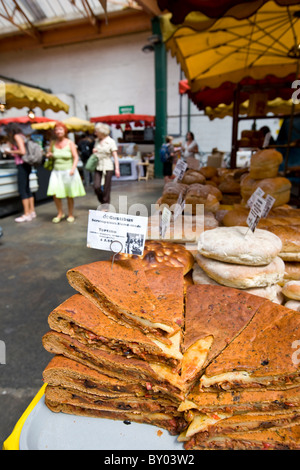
[0,31,280,153]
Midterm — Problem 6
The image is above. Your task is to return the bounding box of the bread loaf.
[263,225,300,261]
[240,175,291,208]
[249,149,283,179]
[284,262,300,282]
[185,184,222,214]
[199,166,217,179]
[181,169,206,185]
[161,182,188,208]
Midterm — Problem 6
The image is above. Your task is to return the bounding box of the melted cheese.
[153,331,183,360]
[185,412,231,438]
[177,399,197,412]
[125,311,174,334]
[150,362,184,389]
[181,336,214,383]
[200,371,251,388]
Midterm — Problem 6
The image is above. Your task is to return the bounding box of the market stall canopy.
[161,1,300,92]
[179,74,297,111]
[3,83,69,113]
[63,117,95,132]
[90,114,155,127]
[157,0,300,24]
[0,116,57,125]
[31,117,95,133]
[205,97,300,120]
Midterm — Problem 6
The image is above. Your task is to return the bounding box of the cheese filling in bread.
[200,371,300,390]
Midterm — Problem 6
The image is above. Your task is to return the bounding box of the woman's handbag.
[85,153,98,172]
[43,158,54,171]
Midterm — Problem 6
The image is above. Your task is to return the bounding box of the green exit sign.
[119,105,135,114]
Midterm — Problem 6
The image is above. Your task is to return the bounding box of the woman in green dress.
[46,122,86,223]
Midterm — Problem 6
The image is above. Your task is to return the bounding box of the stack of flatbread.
[179,284,300,450]
[42,259,190,435]
[193,226,285,304]
[42,258,300,450]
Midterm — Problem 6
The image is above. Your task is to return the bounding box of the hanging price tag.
[261,194,276,218]
[160,206,171,238]
[247,187,265,208]
[246,195,266,232]
[87,210,148,256]
[173,192,186,220]
[173,159,187,181]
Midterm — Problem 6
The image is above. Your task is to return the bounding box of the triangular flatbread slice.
[200,301,300,391]
[67,259,183,344]
[48,293,182,370]
[181,285,267,386]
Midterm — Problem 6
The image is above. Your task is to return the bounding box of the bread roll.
[220,194,242,205]
[199,166,217,179]
[282,281,300,300]
[181,169,206,185]
[222,207,249,226]
[160,182,188,207]
[264,225,300,261]
[185,184,222,214]
[198,226,282,266]
[195,253,285,288]
[218,176,241,194]
[284,262,300,282]
[249,149,283,179]
[240,175,291,208]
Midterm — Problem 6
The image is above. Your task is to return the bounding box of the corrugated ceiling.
[0,0,139,36]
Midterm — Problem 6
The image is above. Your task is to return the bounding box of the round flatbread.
[284,300,300,311]
[192,263,283,303]
[198,226,282,266]
[192,262,219,286]
[195,253,285,289]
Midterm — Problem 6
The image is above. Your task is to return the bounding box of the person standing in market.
[161,135,176,183]
[181,131,199,161]
[93,123,120,208]
[4,123,36,223]
[77,132,95,186]
[46,122,86,223]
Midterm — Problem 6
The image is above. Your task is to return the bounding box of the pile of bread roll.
[240,149,291,207]
[193,226,285,304]
[282,281,300,311]
[160,179,222,215]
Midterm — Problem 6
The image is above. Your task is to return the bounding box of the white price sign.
[87,210,148,256]
[247,187,265,208]
[261,194,276,218]
[173,192,186,220]
[160,206,171,238]
[246,195,266,232]
[173,160,187,181]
